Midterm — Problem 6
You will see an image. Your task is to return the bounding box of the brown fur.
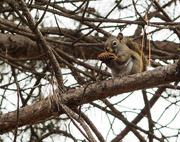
[98,33,147,77]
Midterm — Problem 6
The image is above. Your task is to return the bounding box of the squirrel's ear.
[117,33,123,40]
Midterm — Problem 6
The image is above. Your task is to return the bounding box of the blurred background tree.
[0,0,180,141]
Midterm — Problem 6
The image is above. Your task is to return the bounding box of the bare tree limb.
[0,63,179,134]
[112,87,165,141]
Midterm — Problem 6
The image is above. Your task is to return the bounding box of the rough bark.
[0,33,179,60]
[0,63,179,134]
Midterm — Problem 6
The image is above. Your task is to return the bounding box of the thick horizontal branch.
[0,63,179,134]
[0,33,179,60]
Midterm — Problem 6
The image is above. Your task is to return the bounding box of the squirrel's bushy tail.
[122,37,148,71]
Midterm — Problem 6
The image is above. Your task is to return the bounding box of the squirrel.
[98,33,147,77]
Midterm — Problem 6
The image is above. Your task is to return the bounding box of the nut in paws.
[97,52,115,62]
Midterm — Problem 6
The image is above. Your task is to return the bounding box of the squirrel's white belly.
[111,58,133,77]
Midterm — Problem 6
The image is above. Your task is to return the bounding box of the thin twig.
[111,87,165,141]
[79,111,106,142]
[103,99,146,142]
[72,0,122,45]
[34,0,51,30]
[153,0,180,38]
[142,90,154,142]
[132,0,147,24]
[18,0,65,91]
[11,67,20,142]
[82,0,89,20]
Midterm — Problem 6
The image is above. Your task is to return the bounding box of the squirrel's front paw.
[97,52,113,62]
[117,73,126,78]
[109,53,118,60]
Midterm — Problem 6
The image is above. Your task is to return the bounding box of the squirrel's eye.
[113,41,117,45]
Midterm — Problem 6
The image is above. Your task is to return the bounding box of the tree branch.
[0,63,179,134]
[0,33,179,60]
[111,87,165,141]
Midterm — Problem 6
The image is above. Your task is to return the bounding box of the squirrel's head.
[105,33,123,53]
